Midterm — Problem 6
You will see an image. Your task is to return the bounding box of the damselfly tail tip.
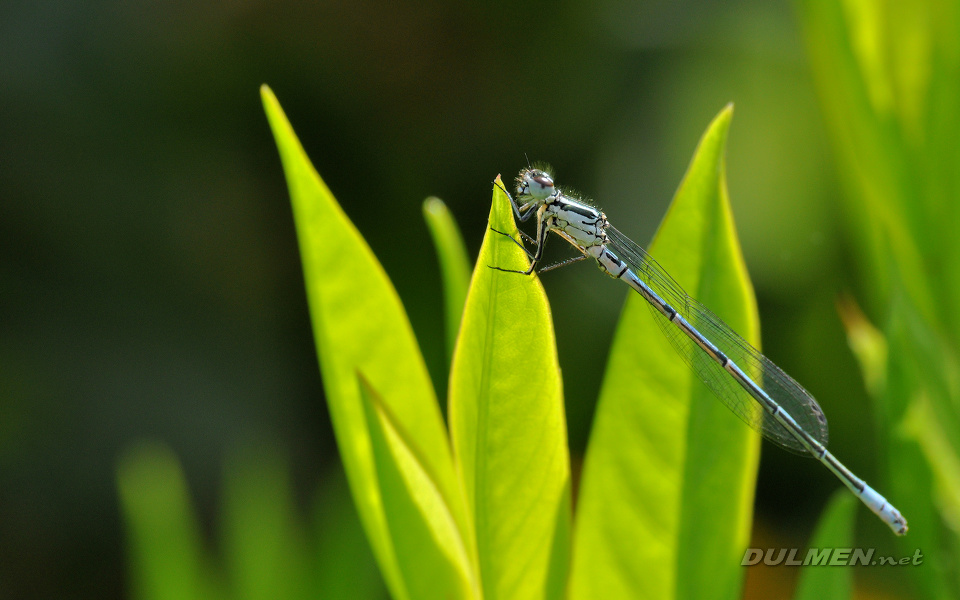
[859,482,908,535]
[892,512,908,536]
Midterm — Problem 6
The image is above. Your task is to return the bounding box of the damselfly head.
[517,169,555,201]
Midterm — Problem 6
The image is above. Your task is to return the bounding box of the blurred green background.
[1,0,947,598]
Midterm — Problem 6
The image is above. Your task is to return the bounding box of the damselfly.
[491,167,907,536]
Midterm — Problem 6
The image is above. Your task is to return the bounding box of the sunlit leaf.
[116,443,223,600]
[261,85,471,600]
[570,105,759,600]
[358,374,478,599]
[797,0,937,324]
[799,3,960,595]
[221,446,312,600]
[793,491,856,600]
[313,467,387,600]
[837,294,888,398]
[448,179,571,600]
[904,394,960,532]
[853,298,953,599]
[423,197,472,364]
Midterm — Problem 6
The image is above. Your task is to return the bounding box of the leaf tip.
[260,84,277,107]
[423,196,445,217]
[260,84,290,135]
[489,174,516,231]
[712,103,734,134]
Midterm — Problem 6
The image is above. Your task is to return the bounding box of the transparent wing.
[606,225,829,454]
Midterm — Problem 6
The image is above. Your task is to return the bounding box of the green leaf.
[261,85,471,600]
[904,394,960,539]
[798,2,960,596]
[313,467,388,600]
[796,0,938,325]
[569,105,759,600]
[116,443,222,600]
[448,178,571,600]
[793,491,856,600]
[837,294,888,398]
[882,300,957,600]
[358,374,478,599]
[423,197,472,363]
[221,446,312,600]
[840,295,955,598]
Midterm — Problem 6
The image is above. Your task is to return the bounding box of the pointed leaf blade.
[359,374,478,599]
[571,106,760,600]
[261,85,469,599]
[116,443,223,600]
[449,178,571,600]
[423,196,472,363]
[793,491,856,600]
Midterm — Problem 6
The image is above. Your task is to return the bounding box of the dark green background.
[1,0,885,597]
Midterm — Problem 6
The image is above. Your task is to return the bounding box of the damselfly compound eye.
[524,169,555,199]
